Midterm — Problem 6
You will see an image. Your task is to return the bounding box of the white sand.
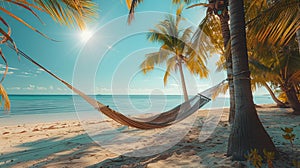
[0,105,299,167]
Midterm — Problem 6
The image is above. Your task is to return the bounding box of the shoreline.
[0,103,275,127]
[0,105,299,167]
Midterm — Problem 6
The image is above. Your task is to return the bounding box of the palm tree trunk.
[262,82,286,107]
[178,58,189,101]
[219,9,235,124]
[285,86,300,114]
[227,0,277,160]
[296,29,300,54]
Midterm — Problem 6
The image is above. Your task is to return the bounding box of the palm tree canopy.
[125,0,194,23]
[246,0,300,46]
[249,39,300,88]
[0,0,98,110]
[1,0,97,30]
[140,7,208,85]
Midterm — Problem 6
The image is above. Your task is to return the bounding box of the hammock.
[6,42,226,130]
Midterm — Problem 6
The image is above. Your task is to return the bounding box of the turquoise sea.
[0,94,276,126]
[0,95,275,117]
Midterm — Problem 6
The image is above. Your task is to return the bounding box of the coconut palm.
[126,0,278,160]
[226,0,277,160]
[140,6,208,101]
[126,0,236,122]
[212,0,300,109]
[0,0,97,110]
[245,0,300,112]
[215,40,288,108]
[187,0,236,123]
[249,38,300,114]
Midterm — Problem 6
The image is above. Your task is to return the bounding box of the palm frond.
[140,48,171,74]
[181,27,193,43]
[0,84,10,111]
[186,3,210,9]
[249,59,272,72]
[126,0,143,24]
[143,6,208,87]
[193,14,223,55]
[0,6,55,40]
[126,0,194,24]
[0,49,8,83]
[288,71,300,85]
[163,57,177,85]
[216,54,226,72]
[0,16,13,44]
[172,0,192,4]
[176,3,184,27]
[186,50,209,79]
[247,0,300,46]
[211,82,228,100]
[8,0,45,24]
[33,0,97,29]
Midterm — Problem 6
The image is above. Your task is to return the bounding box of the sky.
[0,0,267,95]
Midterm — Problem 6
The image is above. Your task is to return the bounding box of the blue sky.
[0,0,267,95]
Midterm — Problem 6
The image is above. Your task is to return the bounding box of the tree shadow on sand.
[0,132,102,167]
[88,108,300,168]
[0,108,298,167]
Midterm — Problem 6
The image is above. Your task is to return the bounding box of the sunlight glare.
[80,29,93,43]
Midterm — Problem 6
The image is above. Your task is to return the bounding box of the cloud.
[16,75,30,78]
[7,87,21,90]
[0,64,18,71]
[21,72,31,75]
[24,84,35,90]
[37,86,47,90]
[36,68,45,73]
[95,87,111,93]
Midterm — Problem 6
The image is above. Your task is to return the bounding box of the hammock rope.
[6,42,226,130]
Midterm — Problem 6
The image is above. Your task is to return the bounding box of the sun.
[79,29,93,43]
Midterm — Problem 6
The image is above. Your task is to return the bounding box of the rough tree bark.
[219,8,235,124]
[227,0,277,160]
[285,85,300,114]
[296,29,300,54]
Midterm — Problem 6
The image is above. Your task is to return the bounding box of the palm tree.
[140,6,208,101]
[245,0,300,113]
[127,0,236,122]
[0,0,97,110]
[249,39,300,114]
[226,0,277,160]
[188,0,235,123]
[250,79,287,107]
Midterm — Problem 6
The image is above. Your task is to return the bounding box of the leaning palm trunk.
[178,58,189,101]
[227,0,277,160]
[285,86,300,114]
[262,82,286,107]
[219,10,235,124]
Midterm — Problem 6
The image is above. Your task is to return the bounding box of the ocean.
[0,94,274,117]
[0,94,275,126]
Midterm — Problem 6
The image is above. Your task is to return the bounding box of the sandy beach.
[0,105,299,168]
